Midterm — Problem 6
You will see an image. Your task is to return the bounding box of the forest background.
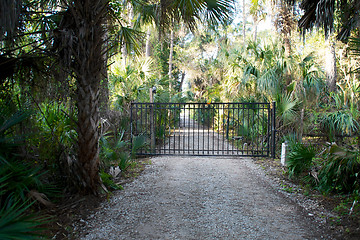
[1,0,360,238]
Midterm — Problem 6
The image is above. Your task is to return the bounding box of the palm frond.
[204,0,235,26]
[349,37,360,73]
[0,198,47,240]
[319,110,359,136]
[116,26,144,55]
[0,111,31,134]
[286,142,316,178]
[257,67,279,94]
[276,93,298,124]
[319,144,360,193]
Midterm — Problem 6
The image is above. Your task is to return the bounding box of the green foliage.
[100,171,123,191]
[100,130,146,172]
[100,130,129,171]
[131,135,147,158]
[109,56,160,110]
[35,101,76,147]
[317,109,359,140]
[0,198,47,240]
[0,158,46,203]
[0,110,31,158]
[286,142,316,179]
[318,144,360,193]
[0,109,50,203]
[276,93,298,125]
[31,101,77,173]
[0,109,49,239]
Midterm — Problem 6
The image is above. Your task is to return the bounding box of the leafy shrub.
[317,110,359,140]
[131,135,147,158]
[100,130,129,170]
[0,158,47,203]
[0,110,52,203]
[0,198,47,240]
[318,144,360,193]
[0,110,49,239]
[0,110,31,159]
[32,101,77,171]
[100,171,123,191]
[286,142,316,179]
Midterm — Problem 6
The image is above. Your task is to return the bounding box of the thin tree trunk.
[145,27,151,57]
[168,29,174,91]
[243,0,246,44]
[298,107,305,142]
[179,71,186,92]
[121,44,127,65]
[326,41,337,92]
[254,23,258,42]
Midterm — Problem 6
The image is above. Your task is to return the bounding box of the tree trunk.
[279,1,292,58]
[284,34,291,57]
[70,0,107,195]
[243,0,246,44]
[326,41,337,92]
[145,27,151,57]
[100,22,109,115]
[282,5,291,57]
[168,29,174,91]
[298,107,305,142]
[121,42,127,65]
[179,71,186,92]
[254,22,258,42]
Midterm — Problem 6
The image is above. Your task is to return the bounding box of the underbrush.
[0,104,147,239]
[282,137,360,238]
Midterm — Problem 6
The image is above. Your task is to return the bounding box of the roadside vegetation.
[1,0,360,238]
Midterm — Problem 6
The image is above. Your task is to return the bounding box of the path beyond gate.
[130,102,276,157]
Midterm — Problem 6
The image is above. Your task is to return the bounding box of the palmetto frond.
[257,67,280,94]
[204,0,234,26]
[349,36,360,56]
[349,36,360,73]
[299,0,360,41]
[157,0,234,33]
[116,26,144,55]
[276,92,298,124]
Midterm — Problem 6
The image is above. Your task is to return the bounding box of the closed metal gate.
[130,102,276,157]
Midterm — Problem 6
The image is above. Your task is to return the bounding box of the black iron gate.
[130,102,276,157]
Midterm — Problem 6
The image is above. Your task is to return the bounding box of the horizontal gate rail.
[130,102,276,157]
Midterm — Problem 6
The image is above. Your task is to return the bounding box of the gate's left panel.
[131,103,176,155]
[131,103,151,155]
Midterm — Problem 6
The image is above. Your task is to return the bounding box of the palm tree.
[274,0,296,57]
[56,0,149,194]
[55,0,108,194]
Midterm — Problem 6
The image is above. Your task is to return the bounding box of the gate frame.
[130,102,276,158]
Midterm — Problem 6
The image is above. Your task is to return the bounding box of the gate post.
[150,88,155,153]
[130,102,133,155]
[271,101,276,158]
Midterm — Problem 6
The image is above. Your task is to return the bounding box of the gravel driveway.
[76,156,332,239]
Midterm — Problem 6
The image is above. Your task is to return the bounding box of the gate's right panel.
[222,102,272,157]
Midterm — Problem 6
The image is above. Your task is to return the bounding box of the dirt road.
[76,156,332,239]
